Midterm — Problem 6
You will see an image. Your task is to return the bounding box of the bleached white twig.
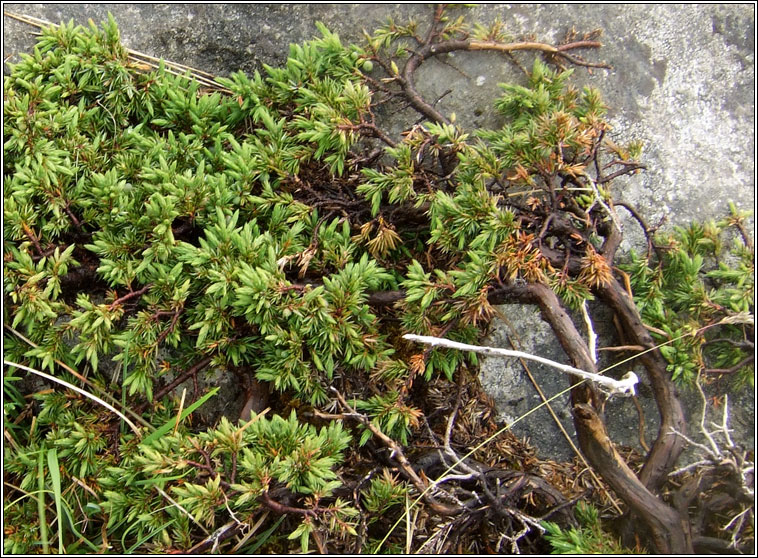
[668,370,754,547]
[442,392,480,478]
[580,300,598,364]
[403,334,638,397]
[583,171,623,234]
[669,430,718,456]
[726,507,752,549]
[496,507,545,553]
[724,506,752,532]
[720,394,735,449]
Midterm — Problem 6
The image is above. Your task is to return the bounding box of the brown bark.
[597,279,687,492]
[574,404,692,553]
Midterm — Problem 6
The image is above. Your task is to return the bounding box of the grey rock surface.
[4,4,754,460]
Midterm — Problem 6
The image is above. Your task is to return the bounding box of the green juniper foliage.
[542,501,636,554]
[98,413,355,552]
[621,202,754,387]
[3,9,752,554]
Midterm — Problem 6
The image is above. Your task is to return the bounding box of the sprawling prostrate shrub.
[4,8,752,554]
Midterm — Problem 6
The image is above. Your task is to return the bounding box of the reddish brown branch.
[573,404,692,553]
[230,451,238,486]
[703,355,753,375]
[490,281,600,405]
[498,280,692,553]
[30,244,60,262]
[549,49,612,70]
[597,162,646,184]
[701,337,753,350]
[338,122,397,148]
[557,40,606,52]
[613,200,657,241]
[184,459,232,490]
[392,277,693,552]
[734,221,753,251]
[327,388,461,516]
[109,284,152,310]
[154,308,184,346]
[150,354,214,404]
[63,203,82,230]
[258,490,318,517]
[21,222,44,256]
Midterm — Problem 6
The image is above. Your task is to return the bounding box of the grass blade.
[4,325,153,431]
[47,448,64,554]
[141,387,219,446]
[243,515,285,554]
[37,451,49,554]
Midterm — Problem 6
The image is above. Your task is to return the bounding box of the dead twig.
[404,334,639,397]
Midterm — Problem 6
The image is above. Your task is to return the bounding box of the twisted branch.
[397,38,608,125]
